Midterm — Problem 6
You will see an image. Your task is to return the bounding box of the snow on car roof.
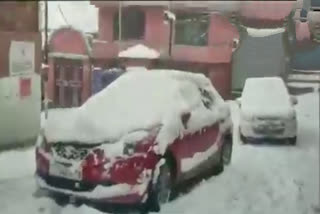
[241,77,293,118]
[44,69,221,146]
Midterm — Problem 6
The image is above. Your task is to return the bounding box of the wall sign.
[9,41,35,76]
[19,77,31,98]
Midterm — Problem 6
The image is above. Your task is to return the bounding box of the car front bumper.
[240,134,296,144]
[35,173,150,204]
[240,118,297,140]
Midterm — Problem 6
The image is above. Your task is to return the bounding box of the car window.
[199,88,215,109]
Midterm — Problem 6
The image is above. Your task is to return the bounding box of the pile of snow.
[158,90,319,214]
[0,148,35,181]
[118,44,160,59]
[241,77,294,118]
[44,70,224,155]
[246,27,285,38]
[0,90,318,214]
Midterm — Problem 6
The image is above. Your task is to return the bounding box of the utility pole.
[44,0,48,64]
[118,1,122,50]
[165,1,174,57]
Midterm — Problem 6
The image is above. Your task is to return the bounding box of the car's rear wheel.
[51,193,69,207]
[214,134,233,174]
[240,134,247,144]
[144,162,173,213]
[222,137,233,165]
[288,136,297,145]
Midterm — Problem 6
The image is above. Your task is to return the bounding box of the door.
[169,87,222,181]
[54,58,83,108]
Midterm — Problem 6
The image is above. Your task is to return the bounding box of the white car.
[238,77,298,145]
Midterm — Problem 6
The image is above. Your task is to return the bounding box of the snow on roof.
[241,77,293,118]
[246,27,286,38]
[118,44,160,59]
[44,70,224,153]
[126,66,148,72]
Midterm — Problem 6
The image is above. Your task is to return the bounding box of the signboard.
[19,77,31,98]
[9,41,35,76]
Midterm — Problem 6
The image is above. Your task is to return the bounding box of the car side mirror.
[181,112,191,129]
[290,96,298,105]
[236,97,242,107]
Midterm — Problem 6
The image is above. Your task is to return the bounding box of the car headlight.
[123,143,136,156]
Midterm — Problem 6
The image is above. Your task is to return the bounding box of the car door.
[170,87,222,181]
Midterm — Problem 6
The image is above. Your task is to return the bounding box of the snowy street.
[0,90,319,214]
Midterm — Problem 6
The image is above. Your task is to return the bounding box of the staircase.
[286,69,320,95]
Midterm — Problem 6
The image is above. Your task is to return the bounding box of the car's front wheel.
[144,162,173,213]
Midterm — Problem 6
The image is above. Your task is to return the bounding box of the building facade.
[90,1,240,99]
[45,1,301,105]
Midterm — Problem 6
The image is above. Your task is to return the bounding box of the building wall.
[0,2,38,32]
[49,28,89,55]
[93,6,238,64]
[232,30,287,91]
[0,2,41,149]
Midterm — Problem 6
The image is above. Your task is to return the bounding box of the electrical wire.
[58,4,69,26]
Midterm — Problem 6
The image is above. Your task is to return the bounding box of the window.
[175,13,209,46]
[311,0,320,11]
[199,88,214,109]
[113,8,145,40]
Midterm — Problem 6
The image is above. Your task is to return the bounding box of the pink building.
[90,1,240,99]
[45,1,297,107]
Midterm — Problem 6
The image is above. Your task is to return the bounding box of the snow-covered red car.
[35,69,233,212]
[238,77,298,145]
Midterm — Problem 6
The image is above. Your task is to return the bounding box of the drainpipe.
[169,19,173,57]
[118,1,122,50]
[165,2,175,57]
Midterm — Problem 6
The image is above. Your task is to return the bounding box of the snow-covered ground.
[0,90,318,214]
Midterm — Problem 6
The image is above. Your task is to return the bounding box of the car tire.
[51,193,69,207]
[240,134,247,144]
[214,134,233,174]
[288,136,297,145]
[144,162,173,213]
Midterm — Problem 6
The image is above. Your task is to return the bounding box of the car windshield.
[242,77,291,108]
[1,1,319,214]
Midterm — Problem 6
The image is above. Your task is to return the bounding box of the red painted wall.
[208,64,231,99]
[92,6,238,64]
[49,28,88,55]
